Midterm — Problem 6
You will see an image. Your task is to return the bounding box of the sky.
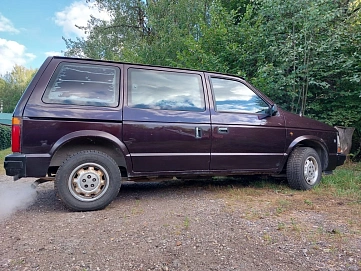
[0,0,111,75]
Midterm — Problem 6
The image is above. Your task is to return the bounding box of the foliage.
[174,2,241,73]
[245,0,361,158]
[246,0,360,116]
[0,125,11,150]
[0,65,38,113]
[0,147,11,174]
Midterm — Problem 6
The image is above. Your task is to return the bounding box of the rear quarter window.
[42,63,120,107]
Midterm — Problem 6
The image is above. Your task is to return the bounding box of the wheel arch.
[49,130,131,176]
[286,136,329,171]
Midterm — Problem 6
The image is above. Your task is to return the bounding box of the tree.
[239,0,361,159]
[64,0,225,67]
[241,0,361,123]
[0,65,37,113]
[64,0,144,60]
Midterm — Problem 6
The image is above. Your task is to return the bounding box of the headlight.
[337,134,342,153]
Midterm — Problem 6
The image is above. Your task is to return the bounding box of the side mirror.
[271,104,278,116]
[258,104,278,120]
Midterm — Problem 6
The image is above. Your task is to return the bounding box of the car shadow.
[27,176,287,213]
[113,175,287,201]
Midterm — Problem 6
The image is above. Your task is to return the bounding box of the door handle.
[195,127,202,138]
[218,127,228,134]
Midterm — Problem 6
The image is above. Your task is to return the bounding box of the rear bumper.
[4,153,50,179]
[4,154,26,178]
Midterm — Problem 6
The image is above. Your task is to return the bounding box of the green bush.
[0,125,11,150]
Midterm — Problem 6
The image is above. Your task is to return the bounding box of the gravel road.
[0,175,360,271]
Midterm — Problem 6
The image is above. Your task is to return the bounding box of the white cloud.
[0,13,19,33]
[54,1,111,38]
[0,38,36,75]
[45,51,63,57]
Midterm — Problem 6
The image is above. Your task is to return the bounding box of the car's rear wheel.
[287,147,322,190]
[55,150,121,211]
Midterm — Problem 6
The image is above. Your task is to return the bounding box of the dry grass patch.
[208,171,360,258]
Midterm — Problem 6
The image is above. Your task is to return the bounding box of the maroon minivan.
[4,56,346,211]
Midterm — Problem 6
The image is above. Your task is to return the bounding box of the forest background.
[1,0,360,158]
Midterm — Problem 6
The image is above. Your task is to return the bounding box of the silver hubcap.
[304,156,319,185]
[68,163,109,201]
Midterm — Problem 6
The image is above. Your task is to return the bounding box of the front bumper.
[324,153,346,171]
[336,153,347,166]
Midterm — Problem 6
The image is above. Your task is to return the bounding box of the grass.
[0,147,11,174]
[233,162,361,202]
[183,216,190,229]
[319,162,361,202]
[207,162,361,227]
[215,163,361,213]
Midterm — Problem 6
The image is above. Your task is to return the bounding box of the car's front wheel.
[287,147,322,190]
[55,150,121,211]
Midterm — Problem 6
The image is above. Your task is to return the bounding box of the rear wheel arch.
[49,135,130,177]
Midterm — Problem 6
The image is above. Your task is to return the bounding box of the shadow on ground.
[28,175,287,212]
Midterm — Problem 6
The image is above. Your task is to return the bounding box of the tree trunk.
[335,126,355,156]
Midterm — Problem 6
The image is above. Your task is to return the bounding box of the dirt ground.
[0,175,360,271]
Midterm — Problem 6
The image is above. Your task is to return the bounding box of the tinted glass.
[43,63,120,107]
[128,69,205,111]
[211,78,269,113]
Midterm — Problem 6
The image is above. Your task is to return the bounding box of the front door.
[123,66,211,173]
[208,75,286,172]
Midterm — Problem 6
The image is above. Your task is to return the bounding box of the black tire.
[55,150,121,211]
[286,147,322,190]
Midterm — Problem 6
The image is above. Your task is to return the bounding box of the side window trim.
[210,76,270,114]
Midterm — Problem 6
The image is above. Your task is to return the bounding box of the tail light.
[11,117,22,153]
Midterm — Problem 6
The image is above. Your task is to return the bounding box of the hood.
[280,109,336,132]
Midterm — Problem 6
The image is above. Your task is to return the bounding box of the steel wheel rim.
[68,162,109,202]
[303,156,319,185]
